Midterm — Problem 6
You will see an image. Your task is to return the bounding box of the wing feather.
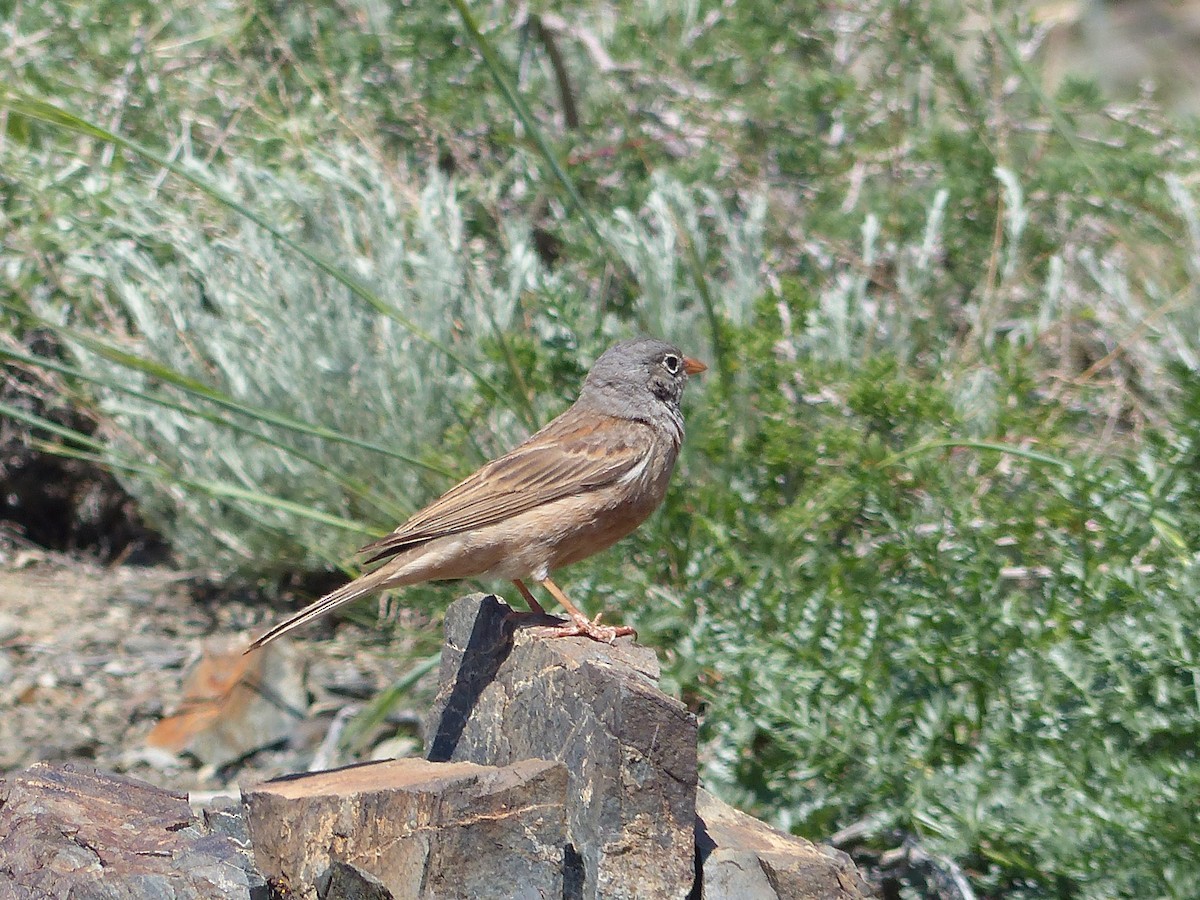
[359,412,650,564]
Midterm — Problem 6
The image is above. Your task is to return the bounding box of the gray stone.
[695,789,872,900]
[146,638,306,768]
[243,756,568,900]
[0,610,22,642]
[0,592,872,900]
[425,593,699,900]
[317,860,394,900]
[0,762,260,900]
[200,797,270,897]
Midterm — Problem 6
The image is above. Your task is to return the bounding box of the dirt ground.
[0,548,430,800]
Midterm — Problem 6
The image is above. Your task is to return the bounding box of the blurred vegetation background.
[4,0,1200,896]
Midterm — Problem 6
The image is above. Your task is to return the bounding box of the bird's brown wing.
[358,411,651,564]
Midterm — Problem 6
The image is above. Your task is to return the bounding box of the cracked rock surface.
[3,586,872,900]
[0,762,265,899]
[425,594,699,900]
[696,788,872,900]
[244,756,568,900]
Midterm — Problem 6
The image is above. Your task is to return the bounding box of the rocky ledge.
[0,594,870,900]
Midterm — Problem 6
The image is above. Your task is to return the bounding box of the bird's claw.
[544,611,637,644]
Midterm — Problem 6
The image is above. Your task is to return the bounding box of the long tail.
[245,564,399,652]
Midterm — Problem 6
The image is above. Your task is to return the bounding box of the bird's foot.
[543,612,637,644]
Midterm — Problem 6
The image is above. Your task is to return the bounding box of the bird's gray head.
[579,337,706,434]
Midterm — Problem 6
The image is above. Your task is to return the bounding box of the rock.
[317,861,395,900]
[0,610,22,642]
[200,795,264,890]
[425,594,699,900]
[0,762,265,899]
[370,735,420,761]
[243,756,568,900]
[146,638,307,768]
[0,592,872,900]
[695,789,872,900]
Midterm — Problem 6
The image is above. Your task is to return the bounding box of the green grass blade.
[339,653,441,754]
[24,431,373,536]
[1,304,455,480]
[0,90,517,410]
[2,346,414,524]
[0,400,107,452]
[4,399,352,530]
[447,0,606,249]
[885,438,1076,475]
[2,398,376,568]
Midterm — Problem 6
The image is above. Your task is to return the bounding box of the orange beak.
[683,356,707,376]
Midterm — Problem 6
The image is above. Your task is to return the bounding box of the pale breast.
[539,428,680,572]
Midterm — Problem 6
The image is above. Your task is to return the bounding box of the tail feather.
[245,565,398,653]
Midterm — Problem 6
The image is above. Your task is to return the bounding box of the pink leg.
[511,578,548,615]
[537,577,636,644]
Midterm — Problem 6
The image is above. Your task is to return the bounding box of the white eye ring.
[662,354,682,374]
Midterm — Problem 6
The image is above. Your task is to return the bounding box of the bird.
[246,336,706,650]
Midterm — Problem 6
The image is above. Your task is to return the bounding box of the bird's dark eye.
[662,353,682,374]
